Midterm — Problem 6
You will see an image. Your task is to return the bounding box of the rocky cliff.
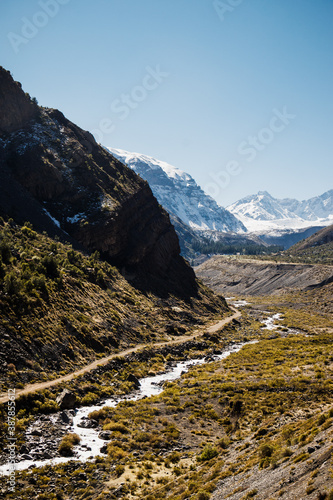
[0,67,196,297]
[0,68,38,134]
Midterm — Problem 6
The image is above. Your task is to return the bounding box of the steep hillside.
[106,147,246,233]
[0,67,197,298]
[0,218,227,387]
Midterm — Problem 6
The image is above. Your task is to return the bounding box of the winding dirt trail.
[0,310,241,404]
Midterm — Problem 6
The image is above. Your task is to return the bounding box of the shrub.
[244,490,258,498]
[0,239,11,263]
[41,255,59,278]
[197,445,219,462]
[282,447,293,458]
[4,272,22,294]
[115,464,125,477]
[58,433,81,456]
[197,491,210,500]
[218,437,231,449]
[107,444,128,460]
[259,443,274,458]
[104,422,129,434]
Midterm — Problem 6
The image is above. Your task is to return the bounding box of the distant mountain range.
[227,190,333,232]
[106,148,246,234]
[106,148,333,252]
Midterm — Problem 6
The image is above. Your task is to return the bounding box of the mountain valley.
[0,67,333,500]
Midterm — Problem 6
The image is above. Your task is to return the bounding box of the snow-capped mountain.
[227,190,333,233]
[106,147,246,233]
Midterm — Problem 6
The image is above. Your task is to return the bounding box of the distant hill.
[282,224,333,265]
[289,224,333,253]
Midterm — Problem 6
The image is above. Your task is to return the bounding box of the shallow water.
[0,343,251,475]
[261,313,282,330]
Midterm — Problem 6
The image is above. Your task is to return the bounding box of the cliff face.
[0,68,38,134]
[0,67,197,297]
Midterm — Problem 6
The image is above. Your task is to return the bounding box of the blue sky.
[1,0,332,206]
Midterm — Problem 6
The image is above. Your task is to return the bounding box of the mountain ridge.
[106,147,247,234]
[0,66,200,298]
[227,189,333,231]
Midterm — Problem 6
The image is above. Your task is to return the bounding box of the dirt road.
[0,310,241,404]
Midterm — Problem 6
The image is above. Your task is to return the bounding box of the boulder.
[99,431,112,440]
[100,444,108,454]
[56,389,77,409]
[77,417,98,429]
[60,410,74,425]
[127,373,140,389]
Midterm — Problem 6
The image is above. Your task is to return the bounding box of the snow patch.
[43,209,61,228]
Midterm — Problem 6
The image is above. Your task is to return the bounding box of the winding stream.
[0,342,253,475]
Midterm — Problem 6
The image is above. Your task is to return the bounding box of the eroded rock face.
[0,67,198,297]
[0,67,38,134]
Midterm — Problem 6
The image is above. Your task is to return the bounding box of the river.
[0,342,254,475]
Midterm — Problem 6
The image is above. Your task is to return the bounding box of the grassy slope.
[0,217,227,390]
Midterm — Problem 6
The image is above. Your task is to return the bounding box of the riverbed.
[0,342,254,475]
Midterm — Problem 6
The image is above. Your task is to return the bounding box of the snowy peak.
[280,189,333,220]
[106,147,246,233]
[227,190,333,232]
[228,191,300,221]
[109,148,193,185]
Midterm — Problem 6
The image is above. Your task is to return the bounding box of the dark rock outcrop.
[127,373,141,389]
[0,67,38,134]
[56,389,77,409]
[0,66,198,298]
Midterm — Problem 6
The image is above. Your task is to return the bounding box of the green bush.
[58,433,81,456]
[4,271,22,294]
[104,422,129,434]
[259,443,274,458]
[0,239,11,263]
[197,491,210,500]
[115,464,125,477]
[197,445,219,462]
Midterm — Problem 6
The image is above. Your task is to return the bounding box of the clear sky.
[1,0,332,206]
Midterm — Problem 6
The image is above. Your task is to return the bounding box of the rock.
[31,429,42,436]
[60,410,73,425]
[127,373,140,389]
[100,444,108,454]
[0,67,38,135]
[20,445,30,454]
[99,431,112,440]
[42,451,53,459]
[113,484,125,497]
[77,417,98,429]
[307,446,316,454]
[21,454,33,460]
[56,389,77,410]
